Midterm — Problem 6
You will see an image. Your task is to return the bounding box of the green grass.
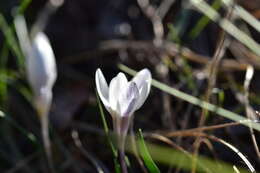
[127,141,252,173]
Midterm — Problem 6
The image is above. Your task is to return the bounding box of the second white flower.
[95,68,152,118]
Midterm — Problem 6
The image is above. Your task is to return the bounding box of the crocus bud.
[95,68,151,136]
[27,32,57,116]
[14,15,57,117]
[14,15,57,172]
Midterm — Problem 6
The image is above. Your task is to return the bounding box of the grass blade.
[0,13,24,67]
[96,91,121,172]
[222,0,260,33]
[138,129,161,173]
[118,64,260,132]
[130,141,251,173]
[189,0,260,56]
[188,0,222,39]
[17,0,32,14]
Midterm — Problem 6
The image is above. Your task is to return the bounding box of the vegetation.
[0,0,260,172]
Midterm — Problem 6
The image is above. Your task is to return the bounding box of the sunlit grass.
[127,141,252,173]
[119,64,260,132]
[189,0,260,56]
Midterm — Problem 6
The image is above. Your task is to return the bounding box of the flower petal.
[95,69,110,109]
[132,69,152,110]
[135,82,149,110]
[118,82,139,117]
[109,72,128,113]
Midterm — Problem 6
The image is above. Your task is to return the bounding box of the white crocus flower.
[95,68,151,135]
[14,15,57,117]
[96,68,151,173]
[27,32,57,168]
[14,15,57,170]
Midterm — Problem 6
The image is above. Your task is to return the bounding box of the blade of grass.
[0,77,7,106]
[118,64,260,132]
[234,6,260,33]
[188,0,222,39]
[0,13,24,67]
[189,0,260,56]
[114,159,121,173]
[0,112,37,143]
[96,91,120,173]
[17,0,32,14]
[96,91,117,156]
[128,141,251,173]
[0,0,32,71]
[137,129,161,173]
[167,24,181,43]
[0,44,9,106]
[0,68,32,104]
[0,43,9,68]
[71,130,108,173]
[222,0,260,33]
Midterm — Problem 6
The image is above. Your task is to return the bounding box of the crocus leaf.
[138,129,161,173]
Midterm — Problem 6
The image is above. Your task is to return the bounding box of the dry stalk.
[243,66,260,158]
[159,131,256,173]
[144,133,213,173]
[193,5,234,173]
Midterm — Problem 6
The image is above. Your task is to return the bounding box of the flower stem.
[117,129,128,173]
[119,146,128,173]
[40,115,55,173]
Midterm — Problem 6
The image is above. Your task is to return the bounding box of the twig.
[230,41,260,69]
[157,131,256,173]
[62,39,258,71]
[160,120,259,137]
[136,0,164,45]
[71,130,109,173]
[192,5,234,172]
[227,66,260,159]
[136,0,174,130]
[4,152,38,173]
[243,66,260,158]
[157,0,176,19]
[191,136,216,173]
[198,2,234,127]
[144,133,213,173]
[71,122,257,172]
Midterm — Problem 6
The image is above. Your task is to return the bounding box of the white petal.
[109,72,128,113]
[134,82,149,110]
[132,69,152,91]
[95,68,110,109]
[132,69,152,110]
[28,32,57,96]
[118,82,139,117]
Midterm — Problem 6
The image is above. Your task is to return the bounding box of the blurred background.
[0,0,260,172]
